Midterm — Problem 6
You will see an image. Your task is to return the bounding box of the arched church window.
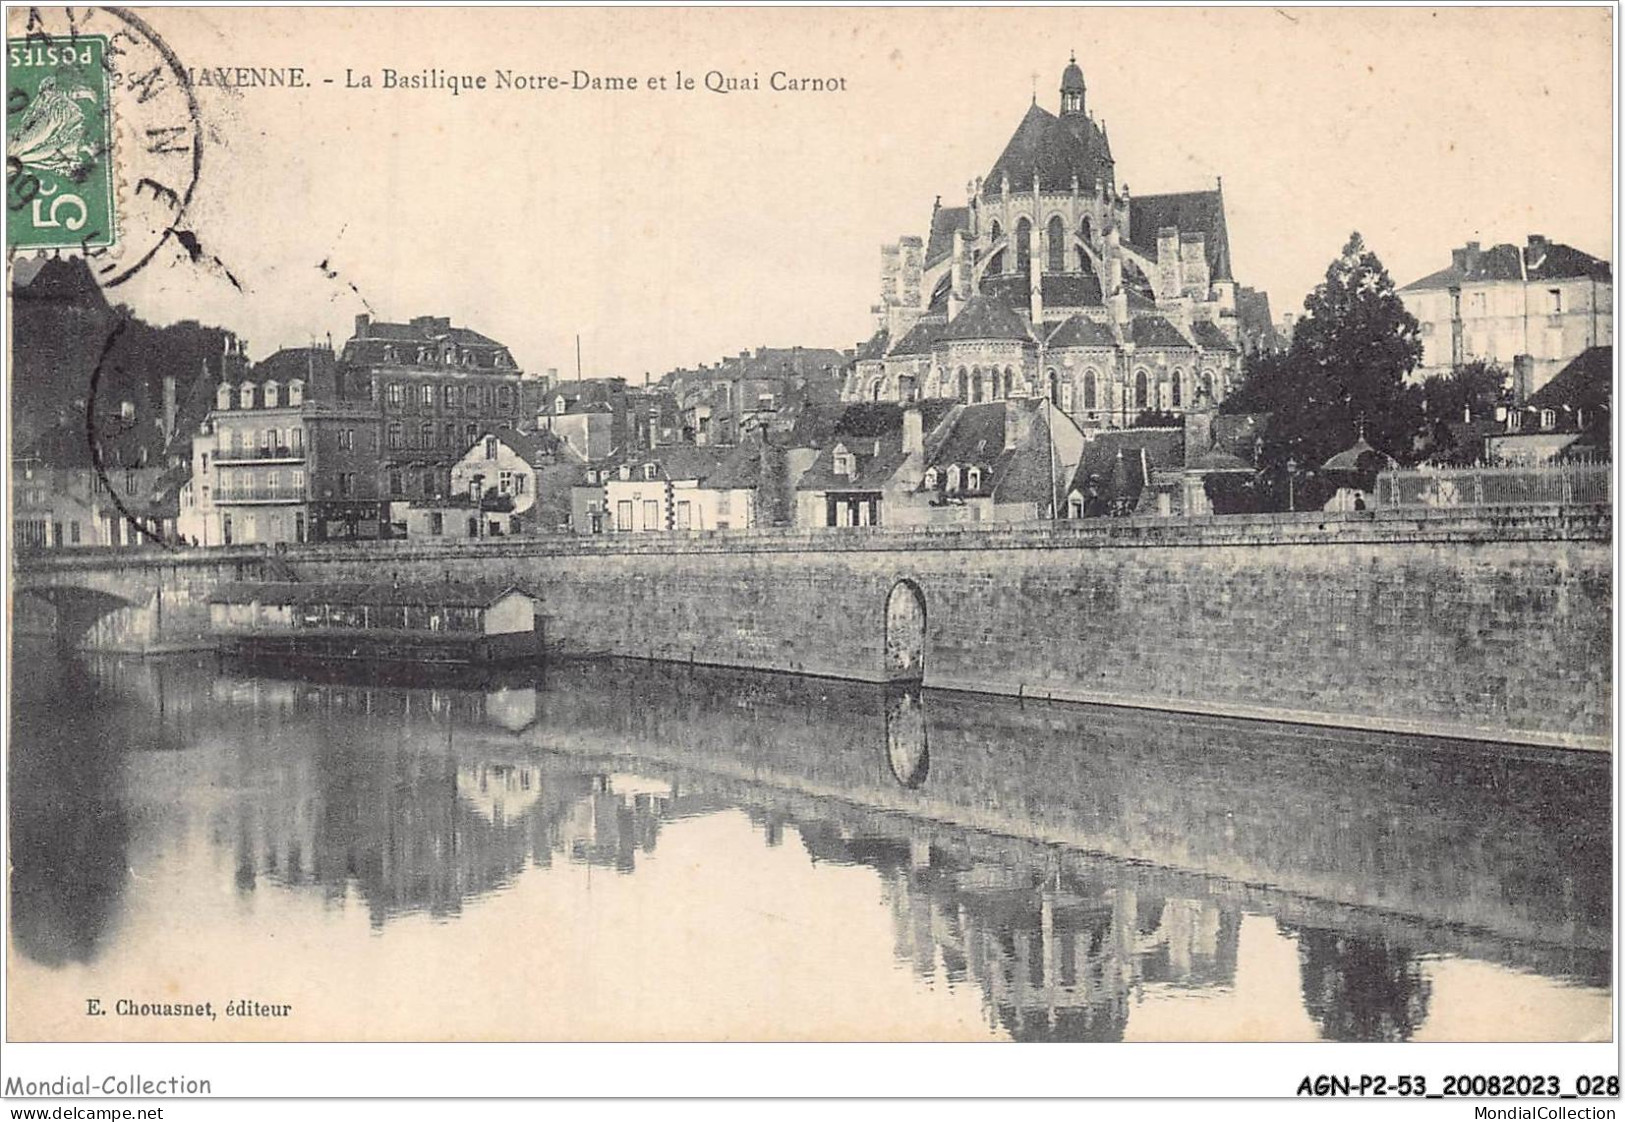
[1002,366,1014,400]
[1171,369,1183,408]
[988,222,1004,273]
[1083,370,1098,410]
[1081,216,1092,244]
[1048,367,1060,405]
[1015,218,1032,274]
[957,367,969,402]
[1047,215,1066,273]
[1201,370,1215,399]
[971,368,984,404]
[1134,370,1149,409]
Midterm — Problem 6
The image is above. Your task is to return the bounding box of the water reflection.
[7,643,1611,1041]
[9,659,130,968]
[1286,925,1432,1043]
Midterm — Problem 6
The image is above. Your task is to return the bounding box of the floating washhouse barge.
[209,579,542,664]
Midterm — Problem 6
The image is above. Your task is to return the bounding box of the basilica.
[844,56,1249,428]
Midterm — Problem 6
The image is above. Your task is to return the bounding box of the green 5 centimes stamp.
[6,35,116,250]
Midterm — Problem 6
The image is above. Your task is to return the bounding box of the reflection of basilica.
[792,819,1240,1041]
[8,645,1607,1043]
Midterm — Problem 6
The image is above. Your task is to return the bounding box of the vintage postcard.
[2,2,1615,1101]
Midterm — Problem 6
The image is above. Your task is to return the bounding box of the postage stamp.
[5,6,203,286]
[5,33,116,251]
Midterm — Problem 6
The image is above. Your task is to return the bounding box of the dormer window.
[1540,408,1556,431]
[288,379,304,407]
[946,464,962,492]
[484,436,498,460]
[832,443,854,477]
[642,463,658,481]
[239,382,255,409]
[216,384,232,410]
[263,380,280,408]
[1507,411,1523,433]
[120,400,136,422]
[619,465,632,481]
[554,395,567,415]
[923,468,938,489]
[382,345,396,363]
[966,466,982,491]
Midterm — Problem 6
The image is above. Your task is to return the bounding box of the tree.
[1417,360,1510,463]
[1226,234,1425,490]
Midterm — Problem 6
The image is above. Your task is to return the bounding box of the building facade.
[1400,235,1612,395]
[843,56,1247,430]
[338,314,525,530]
[192,344,385,544]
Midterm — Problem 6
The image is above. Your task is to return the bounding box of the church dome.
[1061,54,1085,94]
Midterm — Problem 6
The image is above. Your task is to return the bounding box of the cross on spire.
[1031,70,1038,103]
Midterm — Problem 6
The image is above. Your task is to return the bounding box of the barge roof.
[209,578,537,609]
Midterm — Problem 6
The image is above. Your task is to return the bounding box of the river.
[7,639,1610,1041]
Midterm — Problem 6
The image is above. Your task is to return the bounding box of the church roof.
[1127,189,1234,282]
[1046,315,1118,349]
[983,102,1112,197]
[979,272,1104,308]
[1188,319,1237,352]
[890,319,948,357]
[940,294,1034,343]
[854,327,890,362]
[925,205,971,269]
[1130,315,1193,348]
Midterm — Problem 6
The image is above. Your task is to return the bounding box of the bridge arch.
[15,584,143,654]
[883,579,927,681]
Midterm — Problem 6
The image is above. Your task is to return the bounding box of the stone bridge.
[12,506,1612,749]
[13,546,278,653]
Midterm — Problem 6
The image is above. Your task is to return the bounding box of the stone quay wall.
[280,508,1610,750]
[17,507,1611,749]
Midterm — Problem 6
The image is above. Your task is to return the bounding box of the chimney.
[902,406,923,457]
[354,313,371,339]
[1183,393,1215,463]
[162,374,177,441]
[1464,241,1482,273]
[1527,233,1549,259]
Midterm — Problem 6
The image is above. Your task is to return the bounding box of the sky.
[29,6,1613,380]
